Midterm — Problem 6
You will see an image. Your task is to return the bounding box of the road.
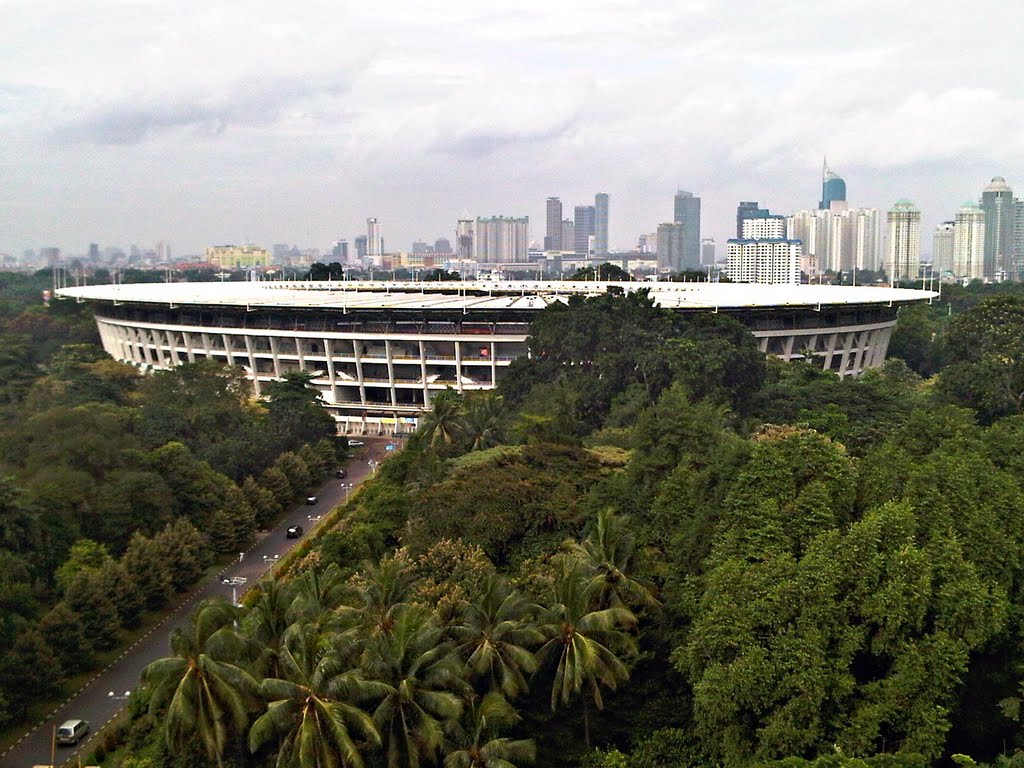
[0,436,398,768]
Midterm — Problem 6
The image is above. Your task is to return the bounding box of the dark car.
[287,525,304,538]
[305,495,317,505]
[335,468,347,478]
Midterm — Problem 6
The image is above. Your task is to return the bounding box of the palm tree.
[244,580,296,678]
[142,598,259,767]
[287,562,351,625]
[571,508,660,613]
[362,605,469,768]
[350,555,414,640]
[444,692,535,768]
[452,574,542,699]
[249,620,382,768]
[458,392,507,452]
[536,557,637,748]
[419,390,465,449]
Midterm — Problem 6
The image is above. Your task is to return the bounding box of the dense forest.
[0,271,340,737]
[8,270,1024,768]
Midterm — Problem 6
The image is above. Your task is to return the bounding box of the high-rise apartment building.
[367,218,383,264]
[456,218,474,260]
[331,239,350,262]
[932,222,955,275]
[1014,199,1024,276]
[953,203,986,280]
[980,177,1015,280]
[473,216,529,263]
[656,223,686,272]
[886,200,921,282]
[736,201,769,238]
[574,205,596,256]
[787,206,880,273]
[701,238,716,265]
[594,193,609,256]
[545,197,563,251]
[819,160,847,210]
[354,236,368,260]
[673,190,701,268]
[741,215,786,239]
[725,239,801,284]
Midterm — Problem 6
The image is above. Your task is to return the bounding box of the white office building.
[726,239,801,284]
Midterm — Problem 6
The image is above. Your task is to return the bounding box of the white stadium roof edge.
[55,279,938,311]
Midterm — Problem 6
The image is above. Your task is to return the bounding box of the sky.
[2,0,1023,260]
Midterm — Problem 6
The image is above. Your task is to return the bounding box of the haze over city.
[2,0,1023,258]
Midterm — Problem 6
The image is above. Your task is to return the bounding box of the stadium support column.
[296,336,306,372]
[183,331,196,362]
[419,340,430,407]
[201,332,212,360]
[245,336,261,396]
[165,330,180,366]
[268,337,282,378]
[837,332,856,376]
[454,338,464,394]
[385,339,398,407]
[822,332,839,372]
[490,340,497,387]
[323,339,338,404]
[222,334,236,367]
[137,327,155,367]
[851,330,869,375]
[352,339,367,406]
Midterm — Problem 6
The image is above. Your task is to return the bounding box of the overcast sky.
[2,0,1023,260]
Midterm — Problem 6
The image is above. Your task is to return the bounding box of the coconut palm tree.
[452,574,542,699]
[142,598,259,767]
[536,557,637,748]
[287,562,351,625]
[419,390,465,450]
[350,555,415,640]
[444,692,535,768]
[248,620,382,768]
[362,604,469,768]
[571,508,660,613]
[244,580,296,678]
[458,392,507,452]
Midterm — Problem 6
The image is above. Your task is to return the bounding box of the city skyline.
[2,1,1023,259]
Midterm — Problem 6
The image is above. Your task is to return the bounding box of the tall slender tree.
[142,598,258,768]
[445,692,536,768]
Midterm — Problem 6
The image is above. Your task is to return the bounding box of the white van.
[57,718,89,746]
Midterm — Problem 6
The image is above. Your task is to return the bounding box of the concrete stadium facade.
[57,280,936,435]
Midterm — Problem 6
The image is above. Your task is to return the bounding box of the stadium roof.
[56,280,937,312]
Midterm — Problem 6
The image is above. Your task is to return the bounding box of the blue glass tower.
[819,158,846,210]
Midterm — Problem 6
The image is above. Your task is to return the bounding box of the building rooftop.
[56,280,937,313]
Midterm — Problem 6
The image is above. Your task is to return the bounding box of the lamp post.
[222,576,247,607]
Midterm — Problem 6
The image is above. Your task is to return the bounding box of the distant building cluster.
[17,165,1024,288]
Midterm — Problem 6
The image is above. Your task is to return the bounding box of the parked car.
[57,719,90,746]
[305,495,317,505]
[287,525,304,538]
[347,439,365,448]
[335,468,347,478]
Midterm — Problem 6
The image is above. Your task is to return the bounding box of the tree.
[63,566,123,648]
[39,601,93,670]
[445,692,536,768]
[243,475,280,529]
[459,392,508,452]
[419,390,465,450]
[248,621,382,768]
[536,557,637,747]
[362,605,468,768]
[0,627,62,719]
[571,509,659,613]
[142,598,259,768]
[938,295,1024,423]
[121,532,173,612]
[56,538,114,594]
[453,574,542,699]
[153,518,210,592]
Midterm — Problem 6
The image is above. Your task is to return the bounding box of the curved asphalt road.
[1,437,398,768]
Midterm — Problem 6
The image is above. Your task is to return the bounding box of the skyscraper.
[886,200,921,282]
[932,222,955,275]
[980,176,1015,279]
[594,193,609,256]
[819,159,847,210]
[456,218,474,260]
[545,197,563,251]
[953,203,985,280]
[367,218,383,264]
[1014,199,1024,277]
[473,216,529,263]
[434,237,452,254]
[656,223,685,272]
[354,236,368,260]
[574,205,595,256]
[561,220,575,254]
[673,190,701,269]
[701,238,716,266]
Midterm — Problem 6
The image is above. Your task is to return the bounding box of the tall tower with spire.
[819,157,847,210]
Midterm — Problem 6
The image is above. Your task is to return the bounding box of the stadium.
[56,280,936,434]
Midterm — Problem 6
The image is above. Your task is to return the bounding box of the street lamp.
[222,576,247,607]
